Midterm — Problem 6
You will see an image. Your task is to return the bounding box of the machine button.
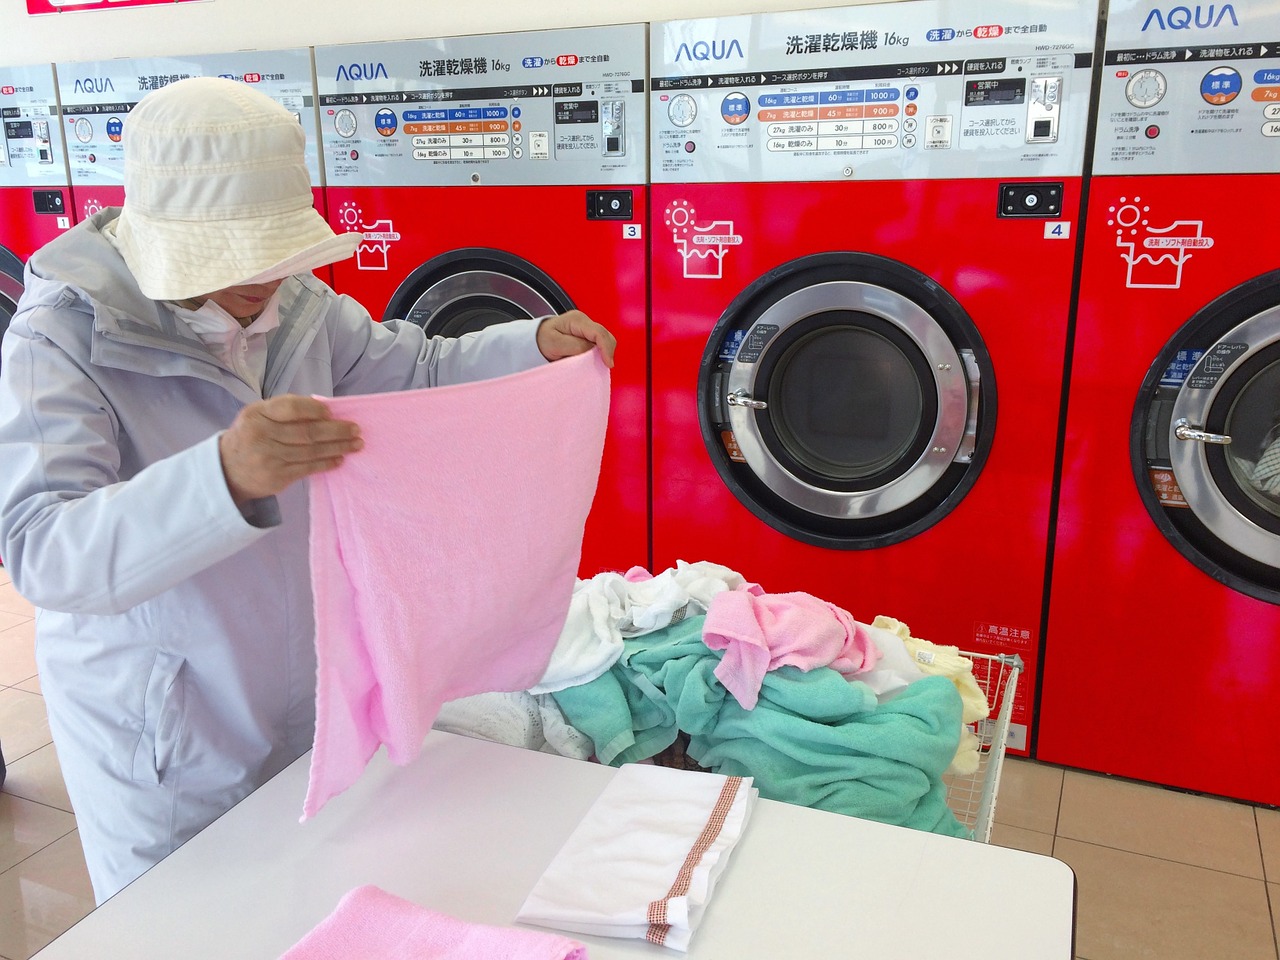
[587,190,633,220]
[32,189,65,214]
[997,182,1063,218]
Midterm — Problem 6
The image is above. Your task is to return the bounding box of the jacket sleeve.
[0,310,271,615]
[323,291,550,395]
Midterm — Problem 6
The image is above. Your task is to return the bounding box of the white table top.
[34,731,1076,959]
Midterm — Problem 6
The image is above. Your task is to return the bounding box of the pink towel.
[303,351,610,820]
[702,591,882,710]
[280,885,588,959]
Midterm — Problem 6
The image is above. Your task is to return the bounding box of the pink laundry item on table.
[280,884,588,960]
[702,590,882,710]
[302,351,609,820]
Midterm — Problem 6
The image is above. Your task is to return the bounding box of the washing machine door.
[0,245,24,371]
[700,252,995,549]
[1134,271,1280,603]
[382,248,573,335]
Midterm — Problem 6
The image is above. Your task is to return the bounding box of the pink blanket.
[303,351,609,820]
[280,885,587,959]
[702,590,882,710]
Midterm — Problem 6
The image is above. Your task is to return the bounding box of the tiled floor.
[0,562,1277,958]
[0,568,95,960]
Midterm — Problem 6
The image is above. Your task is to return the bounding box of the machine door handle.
[955,349,980,464]
[1174,418,1231,445]
[727,390,768,410]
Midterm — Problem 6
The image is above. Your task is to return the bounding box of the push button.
[32,190,65,214]
[586,190,633,220]
[997,182,1063,218]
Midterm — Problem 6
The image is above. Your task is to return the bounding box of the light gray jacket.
[0,210,545,899]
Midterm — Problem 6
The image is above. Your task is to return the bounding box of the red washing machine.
[315,25,649,578]
[55,50,328,278]
[1037,1,1280,804]
[0,63,72,354]
[650,0,1101,752]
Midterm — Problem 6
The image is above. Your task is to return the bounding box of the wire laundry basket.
[943,651,1024,844]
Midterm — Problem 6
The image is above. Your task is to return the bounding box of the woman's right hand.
[218,395,363,504]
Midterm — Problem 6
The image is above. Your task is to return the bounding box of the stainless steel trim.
[401,269,558,323]
[725,280,972,520]
[0,269,22,310]
[1168,304,1280,567]
[956,348,980,464]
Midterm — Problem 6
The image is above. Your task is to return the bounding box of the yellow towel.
[870,616,990,776]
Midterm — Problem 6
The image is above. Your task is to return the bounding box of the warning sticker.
[1149,468,1189,508]
[722,430,745,463]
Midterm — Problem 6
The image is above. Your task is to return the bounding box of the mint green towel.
[551,616,968,838]
[550,614,710,765]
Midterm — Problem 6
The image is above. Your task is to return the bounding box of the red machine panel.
[1035,1,1280,805]
[649,2,1102,753]
[1038,176,1280,804]
[651,178,1082,752]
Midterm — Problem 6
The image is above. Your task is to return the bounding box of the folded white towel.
[517,764,757,952]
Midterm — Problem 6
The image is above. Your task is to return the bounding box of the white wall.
[2,0,881,69]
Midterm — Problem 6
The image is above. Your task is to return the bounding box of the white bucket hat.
[114,76,359,302]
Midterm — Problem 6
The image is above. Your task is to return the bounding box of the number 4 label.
[623,223,642,240]
[1044,221,1071,239]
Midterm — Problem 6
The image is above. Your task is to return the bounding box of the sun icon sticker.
[338,200,363,233]
[664,199,742,280]
[664,199,695,238]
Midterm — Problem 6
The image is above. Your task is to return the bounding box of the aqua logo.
[73,77,114,94]
[335,62,389,82]
[675,39,745,62]
[1142,4,1239,30]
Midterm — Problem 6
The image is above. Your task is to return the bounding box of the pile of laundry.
[433,561,990,839]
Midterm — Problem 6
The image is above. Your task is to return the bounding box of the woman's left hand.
[536,310,617,368]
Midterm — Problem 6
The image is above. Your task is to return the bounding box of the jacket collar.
[26,209,329,398]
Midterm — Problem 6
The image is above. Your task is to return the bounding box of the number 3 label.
[623,224,642,240]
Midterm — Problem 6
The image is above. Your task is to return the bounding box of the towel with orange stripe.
[517,763,757,952]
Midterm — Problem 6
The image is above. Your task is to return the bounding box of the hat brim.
[116,202,360,302]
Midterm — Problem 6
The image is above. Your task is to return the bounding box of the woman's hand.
[536,310,617,368]
[218,395,363,504]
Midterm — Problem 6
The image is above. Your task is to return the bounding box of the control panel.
[55,49,323,199]
[650,0,1099,184]
[0,63,66,189]
[1094,0,1280,175]
[315,23,648,188]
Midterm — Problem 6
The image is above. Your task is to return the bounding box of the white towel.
[432,691,595,760]
[856,619,928,701]
[518,764,757,952]
[528,573,630,695]
[619,560,760,636]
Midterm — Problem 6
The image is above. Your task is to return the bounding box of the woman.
[0,76,613,903]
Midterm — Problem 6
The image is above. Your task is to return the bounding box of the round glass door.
[1133,272,1280,602]
[382,248,572,336]
[700,252,995,549]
